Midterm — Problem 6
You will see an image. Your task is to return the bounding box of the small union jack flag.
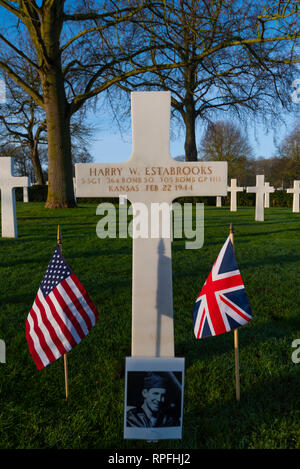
[193,236,252,339]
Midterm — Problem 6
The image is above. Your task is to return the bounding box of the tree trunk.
[30,140,45,185]
[42,68,75,208]
[183,99,198,162]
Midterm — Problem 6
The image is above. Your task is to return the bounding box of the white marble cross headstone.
[264,182,274,208]
[76,92,228,357]
[286,180,300,213]
[228,179,244,212]
[0,157,29,237]
[247,175,273,221]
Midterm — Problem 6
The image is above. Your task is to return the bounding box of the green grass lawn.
[0,202,299,449]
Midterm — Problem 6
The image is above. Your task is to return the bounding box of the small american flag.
[193,236,252,339]
[26,246,98,370]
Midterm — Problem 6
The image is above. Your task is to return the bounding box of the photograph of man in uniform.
[126,372,182,428]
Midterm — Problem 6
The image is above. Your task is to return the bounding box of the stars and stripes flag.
[26,246,98,370]
[193,236,252,339]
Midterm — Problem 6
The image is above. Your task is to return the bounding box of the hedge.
[0,185,294,208]
[175,191,293,207]
[9,185,48,202]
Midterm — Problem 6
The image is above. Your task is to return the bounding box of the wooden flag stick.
[63,353,69,400]
[57,225,69,400]
[229,223,240,402]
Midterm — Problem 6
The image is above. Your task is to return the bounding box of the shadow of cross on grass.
[156,238,173,357]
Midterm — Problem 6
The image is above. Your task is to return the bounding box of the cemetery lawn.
[0,202,300,450]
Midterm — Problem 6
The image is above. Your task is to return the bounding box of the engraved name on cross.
[76,92,227,357]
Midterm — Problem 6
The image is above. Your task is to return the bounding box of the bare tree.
[0,67,95,183]
[199,120,253,183]
[0,1,217,207]
[122,0,300,161]
[277,123,300,161]
[0,1,158,207]
[272,123,300,184]
[0,142,45,182]
[0,71,47,184]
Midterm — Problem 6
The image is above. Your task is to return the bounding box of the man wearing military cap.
[126,372,179,428]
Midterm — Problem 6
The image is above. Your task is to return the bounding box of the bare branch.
[0,34,40,71]
[61,4,151,51]
[0,61,44,108]
[0,0,22,19]
[63,4,148,22]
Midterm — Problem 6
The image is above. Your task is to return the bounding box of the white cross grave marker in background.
[228,179,244,212]
[23,178,30,203]
[73,177,77,204]
[264,182,274,208]
[287,180,300,213]
[76,92,227,357]
[247,175,274,221]
[0,157,29,237]
[23,186,29,203]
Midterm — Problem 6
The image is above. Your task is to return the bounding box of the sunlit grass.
[0,202,299,449]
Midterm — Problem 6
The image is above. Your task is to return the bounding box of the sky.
[87,105,299,164]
